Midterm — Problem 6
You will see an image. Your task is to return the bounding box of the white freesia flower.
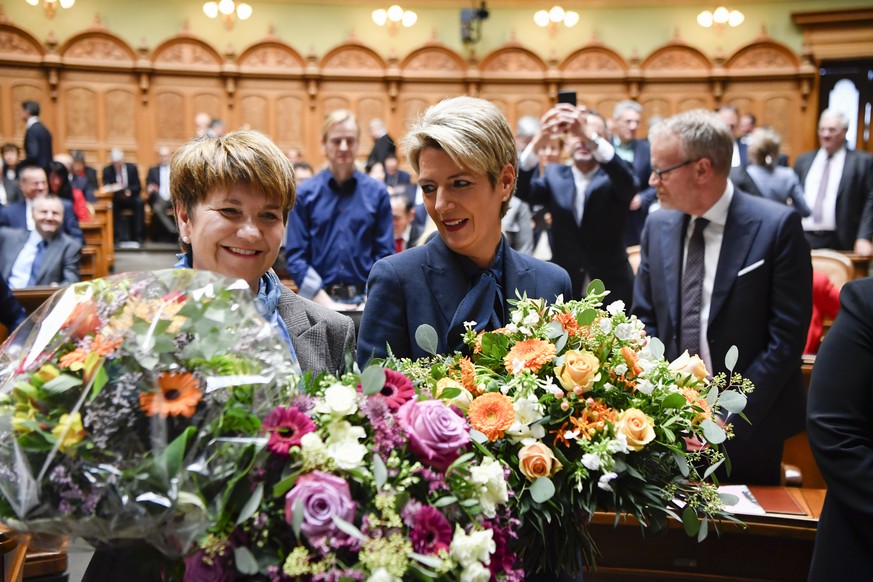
[599,319,613,334]
[325,420,367,469]
[469,457,509,518]
[581,453,601,471]
[505,322,519,334]
[555,294,565,305]
[523,312,540,327]
[606,300,625,316]
[506,396,546,441]
[614,322,635,341]
[519,326,532,336]
[635,378,655,395]
[315,382,358,417]
[511,310,523,324]
[614,363,628,376]
[450,526,495,566]
[598,471,618,492]
[460,562,492,582]
[368,568,401,582]
[608,433,630,454]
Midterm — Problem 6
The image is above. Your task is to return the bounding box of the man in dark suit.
[102,147,145,245]
[0,164,83,242]
[632,109,812,485]
[21,100,53,172]
[366,118,396,171]
[145,145,178,241]
[611,100,657,247]
[390,191,422,252]
[0,195,81,288]
[516,104,636,304]
[794,108,873,256]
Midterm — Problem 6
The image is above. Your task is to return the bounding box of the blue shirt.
[285,169,393,299]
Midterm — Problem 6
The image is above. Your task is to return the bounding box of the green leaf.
[410,552,444,569]
[681,505,700,536]
[432,496,458,508]
[672,451,690,478]
[661,392,687,410]
[647,337,665,361]
[373,453,387,490]
[332,515,366,540]
[576,309,597,327]
[544,320,564,339]
[702,458,724,481]
[724,345,739,373]
[42,374,82,394]
[273,474,298,498]
[555,332,568,354]
[236,482,264,526]
[705,385,719,411]
[701,418,726,444]
[233,545,259,575]
[587,279,605,296]
[530,477,555,503]
[291,498,304,538]
[717,390,747,414]
[697,515,709,542]
[438,387,461,400]
[470,429,487,444]
[154,426,196,481]
[89,365,109,402]
[361,366,386,396]
[719,492,740,506]
[415,324,439,356]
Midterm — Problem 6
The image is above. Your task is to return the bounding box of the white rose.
[316,383,358,417]
[460,562,491,582]
[450,526,495,567]
[325,421,367,470]
[614,363,628,376]
[299,431,325,452]
[469,457,509,518]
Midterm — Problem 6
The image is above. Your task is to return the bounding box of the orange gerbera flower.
[553,311,581,336]
[91,333,123,356]
[140,372,203,418]
[503,338,556,374]
[59,349,88,370]
[467,392,515,441]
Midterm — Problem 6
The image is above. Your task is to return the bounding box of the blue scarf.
[174,253,298,363]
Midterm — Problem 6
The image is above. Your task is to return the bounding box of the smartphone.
[557,90,577,106]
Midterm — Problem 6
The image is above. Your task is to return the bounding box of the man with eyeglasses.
[632,109,812,486]
[794,109,873,256]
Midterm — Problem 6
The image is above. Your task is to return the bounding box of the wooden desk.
[585,487,824,581]
[11,286,62,315]
[842,252,870,280]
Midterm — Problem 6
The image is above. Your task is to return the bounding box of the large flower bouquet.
[187,367,523,581]
[0,269,299,558]
[389,282,752,576]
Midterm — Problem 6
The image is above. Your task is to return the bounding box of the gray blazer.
[0,227,81,286]
[278,284,356,375]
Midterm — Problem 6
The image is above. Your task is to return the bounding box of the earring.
[182,236,191,244]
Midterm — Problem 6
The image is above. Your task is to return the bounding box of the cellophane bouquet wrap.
[185,368,522,581]
[389,282,752,576]
[0,269,299,557]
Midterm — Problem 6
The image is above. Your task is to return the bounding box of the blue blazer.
[623,138,658,247]
[357,235,572,366]
[517,155,636,304]
[0,199,83,242]
[632,191,812,451]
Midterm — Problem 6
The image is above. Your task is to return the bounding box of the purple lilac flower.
[263,406,315,456]
[409,505,453,555]
[361,396,407,460]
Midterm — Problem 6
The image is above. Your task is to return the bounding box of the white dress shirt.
[8,229,43,289]
[801,146,846,232]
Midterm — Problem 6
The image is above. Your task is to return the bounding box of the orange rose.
[615,408,656,451]
[669,351,709,381]
[435,377,474,411]
[555,350,600,393]
[518,442,563,481]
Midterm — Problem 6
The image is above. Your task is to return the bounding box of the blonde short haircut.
[405,96,517,216]
[171,130,296,253]
[322,109,360,142]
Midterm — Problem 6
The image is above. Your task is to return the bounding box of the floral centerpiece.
[186,367,523,581]
[0,269,299,559]
[388,281,752,576]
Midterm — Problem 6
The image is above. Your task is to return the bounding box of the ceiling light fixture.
[203,0,252,30]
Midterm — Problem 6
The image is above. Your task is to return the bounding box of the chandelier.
[24,0,75,19]
[203,0,253,30]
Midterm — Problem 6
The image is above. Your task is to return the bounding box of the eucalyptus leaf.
[236,482,264,526]
[361,366,386,396]
[681,505,700,536]
[647,337,665,360]
[672,451,690,478]
[661,392,687,410]
[705,385,719,411]
[544,320,564,339]
[587,279,605,296]
[697,515,709,542]
[233,545,259,575]
[373,453,387,490]
[717,390,747,414]
[702,458,724,481]
[332,515,367,540]
[724,345,739,373]
[577,309,596,327]
[415,324,439,356]
[291,499,304,538]
[42,374,82,394]
[432,496,458,508]
[530,477,555,503]
[470,429,488,444]
[555,332,568,354]
[701,418,726,444]
[718,492,740,506]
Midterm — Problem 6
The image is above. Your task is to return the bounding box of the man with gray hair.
[102,147,144,245]
[612,99,656,246]
[794,108,873,255]
[633,109,812,485]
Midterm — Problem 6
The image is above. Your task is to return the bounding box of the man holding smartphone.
[515,98,637,305]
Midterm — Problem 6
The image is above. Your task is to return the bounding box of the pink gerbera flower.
[263,406,315,456]
[377,369,416,410]
[409,505,453,555]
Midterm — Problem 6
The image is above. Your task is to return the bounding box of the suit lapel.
[282,292,326,371]
[710,194,761,323]
[423,237,467,325]
[660,213,685,332]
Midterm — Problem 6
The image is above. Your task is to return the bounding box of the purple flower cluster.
[361,396,407,461]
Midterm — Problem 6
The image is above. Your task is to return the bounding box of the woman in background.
[47,160,90,222]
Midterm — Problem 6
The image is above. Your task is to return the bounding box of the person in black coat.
[102,148,145,244]
[807,277,873,580]
[21,100,53,172]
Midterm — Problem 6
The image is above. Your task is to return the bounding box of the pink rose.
[396,400,470,471]
[284,471,356,545]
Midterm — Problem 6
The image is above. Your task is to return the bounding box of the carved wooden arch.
[0,19,45,64]
[400,42,467,78]
[59,29,136,68]
[479,43,547,78]
[151,33,223,72]
[725,39,800,73]
[320,41,386,76]
[238,39,305,75]
[642,41,711,76]
[560,44,627,78]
